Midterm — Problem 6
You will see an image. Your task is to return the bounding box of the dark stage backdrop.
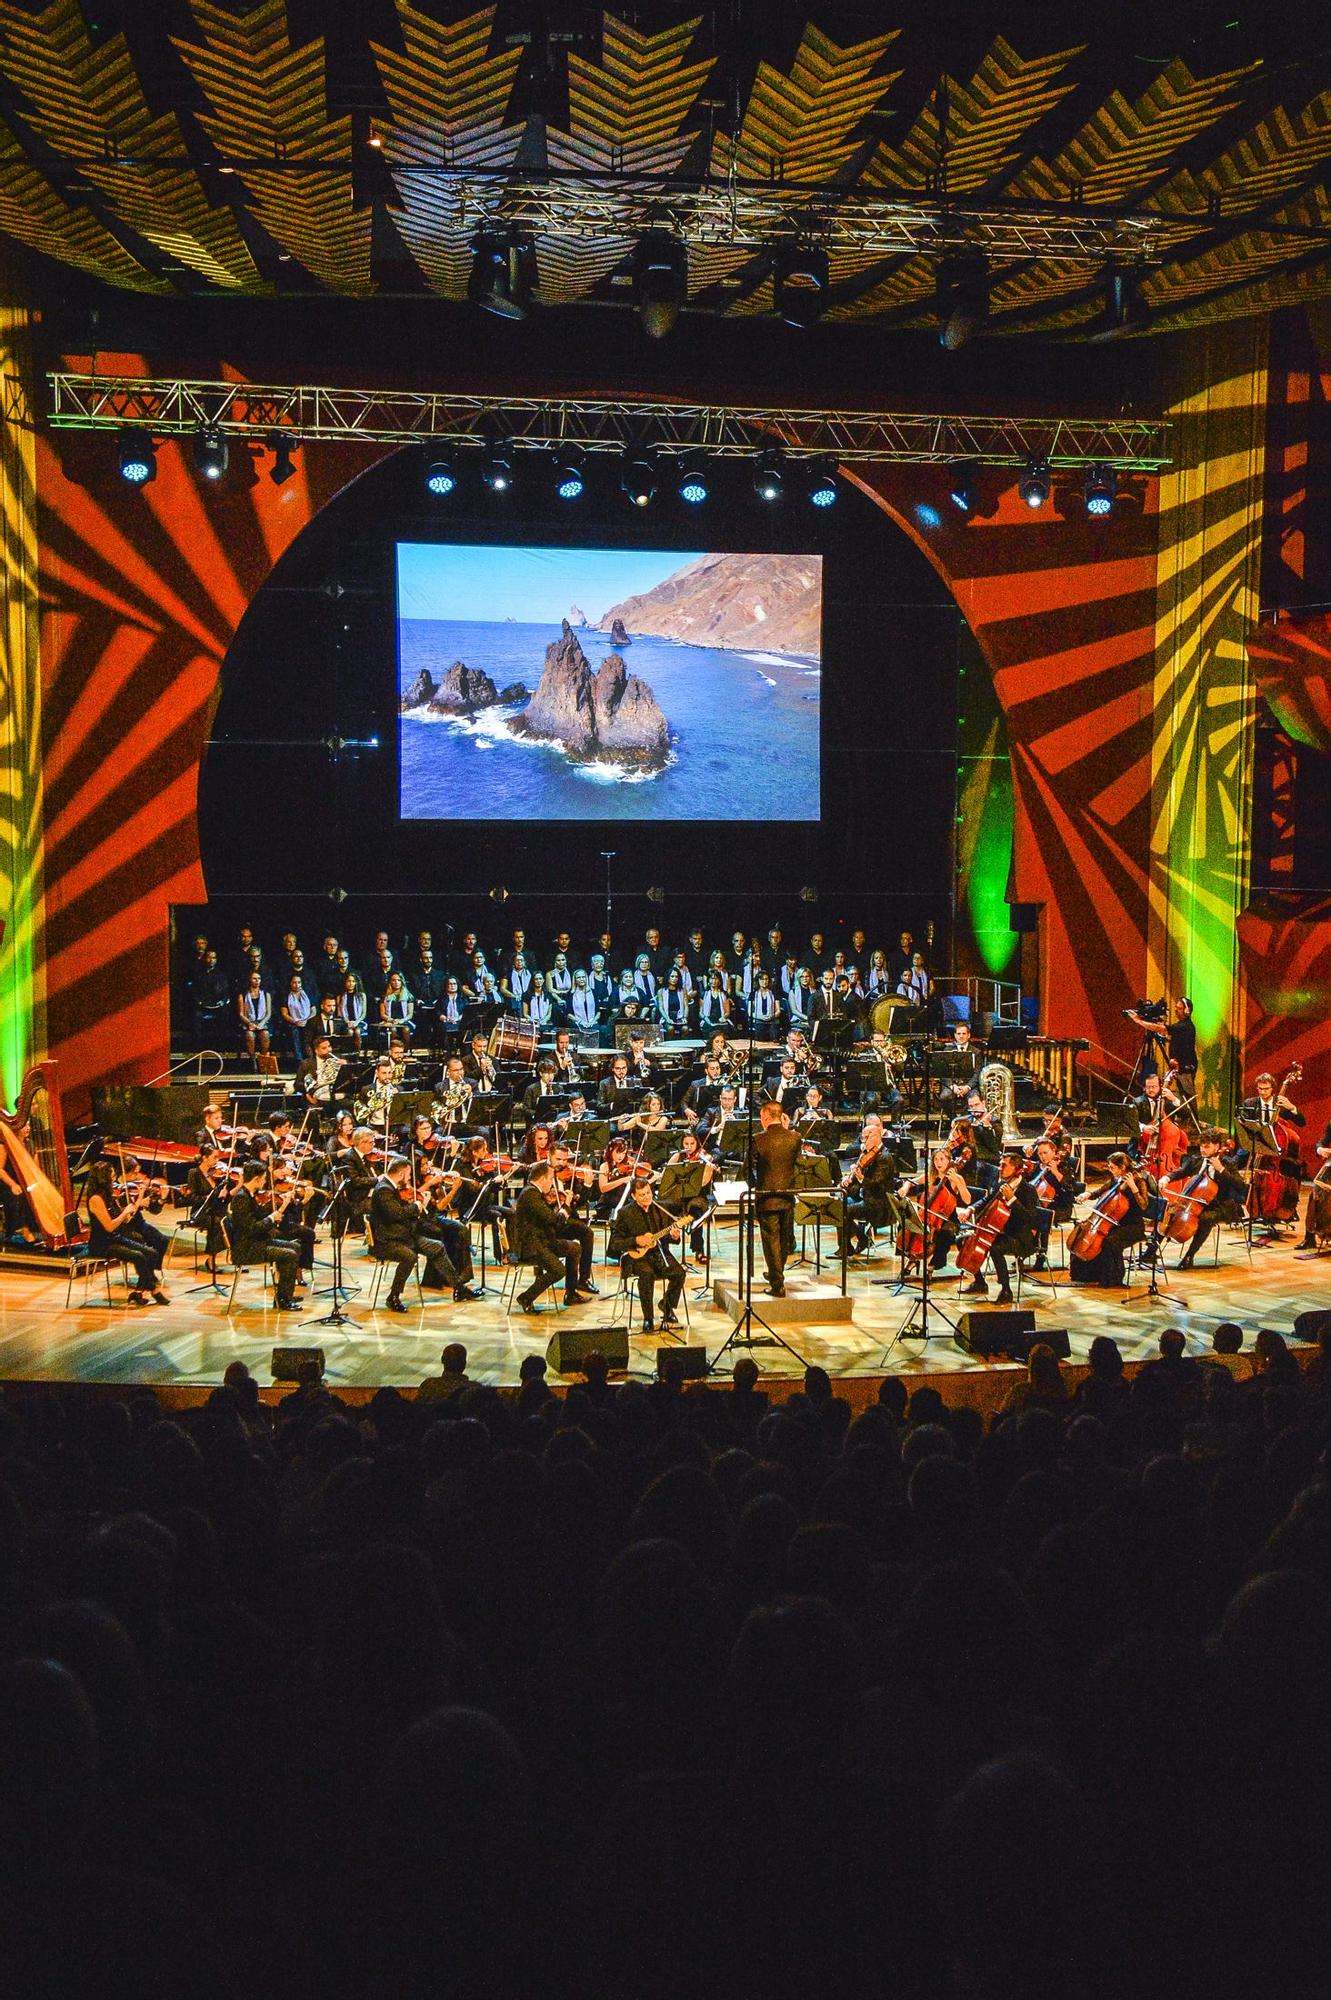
[195,449,964,952]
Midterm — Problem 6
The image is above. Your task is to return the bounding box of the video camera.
[1122,998,1167,1024]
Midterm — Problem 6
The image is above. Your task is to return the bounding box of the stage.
[1,1217,1320,1410]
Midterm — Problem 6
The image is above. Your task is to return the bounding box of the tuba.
[979,1061,1022,1145]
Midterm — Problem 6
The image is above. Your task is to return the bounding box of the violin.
[473,1151,516,1178]
[112,1175,171,1213]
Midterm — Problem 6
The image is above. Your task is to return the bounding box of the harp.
[0,1062,77,1247]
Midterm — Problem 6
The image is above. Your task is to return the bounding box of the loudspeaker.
[271,1345,326,1382]
[545,1324,630,1374]
[954,1308,1036,1358]
[657,1346,709,1385]
[1292,1309,1331,1344]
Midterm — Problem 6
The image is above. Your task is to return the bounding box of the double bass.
[1140,1068,1188,1177]
[1250,1063,1304,1222]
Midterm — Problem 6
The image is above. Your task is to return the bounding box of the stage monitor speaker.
[545,1324,629,1375]
[657,1346,709,1385]
[954,1309,1036,1359]
[1292,1309,1331,1344]
[271,1345,326,1382]
[92,1082,213,1142]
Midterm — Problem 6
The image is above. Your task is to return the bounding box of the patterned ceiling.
[0,0,1329,339]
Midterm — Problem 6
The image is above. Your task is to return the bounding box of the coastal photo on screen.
[397,543,822,822]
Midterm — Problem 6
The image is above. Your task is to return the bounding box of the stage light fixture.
[646,885,665,905]
[554,450,585,500]
[799,885,819,903]
[773,240,830,329]
[938,258,989,352]
[806,463,837,508]
[424,449,457,497]
[488,885,509,904]
[753,448,785,503]
[481,443,514,493]
[468,229,536,320]
[620,447,658,509]
[947,462,978,517]
[1018,456,1051,510]
[675,456,710,505]
[1088,265,1150,342]
[193,425,228,481]
[268,432,298,486]
[633,231,688,339]
[117,426,155,485]
[1084,463,1116,516]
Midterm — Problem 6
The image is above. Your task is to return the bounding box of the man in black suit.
[682,1056,725,1123]
[368,1155,458,1312]
[608,1178,684,1331]
[191,947,231,1050]
[511,1163,595,1313]
[294,1034,349,1110]
[807,969,846,1027]
[227,1160,303,1309]
[751,1100,802,1297]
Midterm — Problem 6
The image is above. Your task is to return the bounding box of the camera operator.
[1124,996,1198,1102]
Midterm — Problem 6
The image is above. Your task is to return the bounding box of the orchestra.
[0,915,1303,1338]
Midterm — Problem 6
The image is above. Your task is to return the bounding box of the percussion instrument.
[489,1016,539,1064]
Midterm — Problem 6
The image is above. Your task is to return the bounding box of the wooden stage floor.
[0,1215,1323,1400]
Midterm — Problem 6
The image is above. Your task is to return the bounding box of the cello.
[900,1152,965,1265]
[956,1179,1017,1274]
[1159,1160,1222,1243]
[1068,1175,1133,1263]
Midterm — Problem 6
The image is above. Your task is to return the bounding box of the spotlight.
[675,456,710,505]
[620,447,658,509]
[645,885,665,905]
[117,426,155,485]
[193,426,228,482]
[773,240,830,329]
[799,884,819,903]
[488,885,509,904]
[806,463,837,509]
[468,229,536,320]
[633,231,687,340]
[268,432,298,486]
[753,448,784,503]
[1018,456,1051,510]
[553,450,585,501]
[1084,463,1116,517]
[947,462,978,518]
[481,443,514,493]
[424,450,457,497]
[938,258,989,352]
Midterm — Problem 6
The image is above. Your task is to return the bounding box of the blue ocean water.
[398,618,821,823]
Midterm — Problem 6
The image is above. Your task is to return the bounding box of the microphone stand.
[310,1168,358,1328]
[880,1033,956,1354]
[708,1035,806,1374]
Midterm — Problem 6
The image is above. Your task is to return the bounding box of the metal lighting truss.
[35,373,1174,469]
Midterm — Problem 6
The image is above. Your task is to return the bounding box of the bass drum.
[489,1016,539,1065]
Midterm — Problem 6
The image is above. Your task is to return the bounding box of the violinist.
[414,1162,483,1302]
[83,1160,170,1307]
[902,1145,971,1271]
[1171,1127,1249,1270]
[548,1142,599,1296]
[368,1155,458,1312]
[186,1144,229,1269]
[597,1136,641,1217]
[947,1116,977,1177]
[326,1110,357,1171]
[1068,1150,1150,1288]
[1024,1136,1080,1270]
[666,1128,715,1261]
[330,1126,378,1242]
[608,1177,685,1332]
[227,1158,302,1310]
[196,1101,228,1151]
[521,1123,555,1169]
[961,1151,1039,1305]
[838,1114,901,1258]
[250,1140,317,1281]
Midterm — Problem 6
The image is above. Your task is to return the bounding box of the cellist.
[1068,1150,1151,1288]
[1169,1127,1249,1270]
[961,1151,1041,1306]
[901,1144,971,1272]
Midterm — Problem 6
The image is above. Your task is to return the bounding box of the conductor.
[751,1099,801,1298]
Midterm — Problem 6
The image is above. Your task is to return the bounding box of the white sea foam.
[402,704,674,782]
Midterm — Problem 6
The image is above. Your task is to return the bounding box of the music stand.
[810,1012,857,1106]
[878,1036,956,1354]
[310,1168,359,1329]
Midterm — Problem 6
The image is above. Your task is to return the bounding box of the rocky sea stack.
[401,663,530,715]
[509,621,669,771]
[609,617,631,646]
